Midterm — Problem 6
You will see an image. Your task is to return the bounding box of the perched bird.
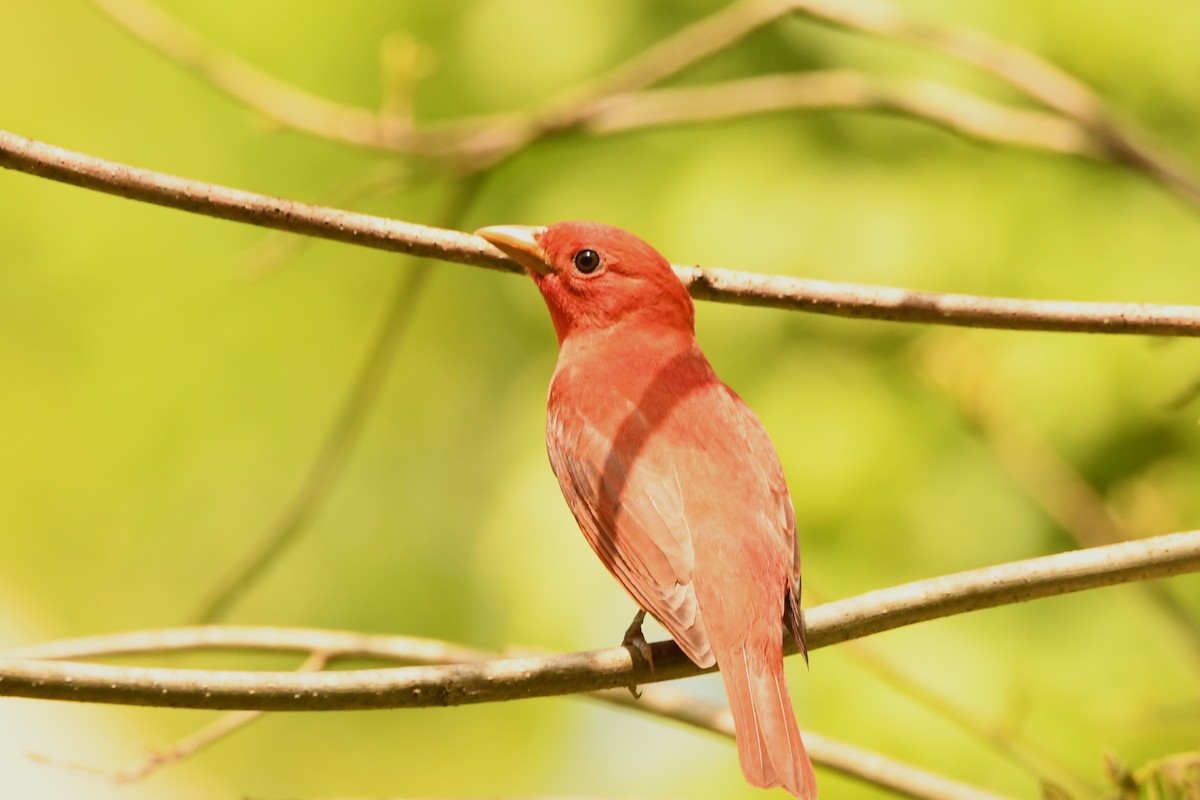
[476,221,816,798]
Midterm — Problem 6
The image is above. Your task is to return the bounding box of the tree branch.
[2,530,1196,710]
[112,651,330,783]
[84,0,789,159]
[9,631,1011,799]
[86,0,1200,212]
[918,336,1200,660]
[676,266,1200,335]
[586,71,1096,158]
[3,129,1198,336]
[0,130,502,267]
[595,685,1016,800]
[829,638,1092,795]
[782,0,1200,209]
[84,0,420,150]
[191,173,487,624]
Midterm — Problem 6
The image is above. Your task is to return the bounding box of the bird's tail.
[719,640,817,799]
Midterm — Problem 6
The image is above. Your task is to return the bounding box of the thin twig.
[193,174,485,623]
[574,0,789,98]
[193,268,432,623]
[3,130,1198,336]
[917,336,1200,661]
[595,684,1016,800]
[1,530,1197,710]
[835,638,1095,795]
[117,651,331,782]
[241,160,414,278]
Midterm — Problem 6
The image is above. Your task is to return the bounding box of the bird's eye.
[572,249,601,274]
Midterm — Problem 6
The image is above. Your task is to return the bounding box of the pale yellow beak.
[475,225,550,276]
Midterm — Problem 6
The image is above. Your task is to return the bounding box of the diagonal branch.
[192,266,434,624]
[572,0,788,98]
[594,685,1017,800]
[191,173,487,624]
[831,638,1093,795]
[918,336,1200,660]
[783,0,1200,208]
[1,530,1197,710]
[114,651,331,783]
[782,0,1098,119]
[84,0,420,151]
[3,129,1198,336]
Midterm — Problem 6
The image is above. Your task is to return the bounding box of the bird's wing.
[547,400,714,668]
[728,390,807,659]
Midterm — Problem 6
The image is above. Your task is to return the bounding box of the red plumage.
[477,220,816,798]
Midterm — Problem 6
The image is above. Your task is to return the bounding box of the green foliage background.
[1,1,1198,797]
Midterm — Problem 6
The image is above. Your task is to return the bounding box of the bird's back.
[545,329,801,662]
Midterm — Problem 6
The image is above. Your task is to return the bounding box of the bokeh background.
[2,1,1198,798]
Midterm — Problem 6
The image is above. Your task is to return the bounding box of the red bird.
[477,221,816,798]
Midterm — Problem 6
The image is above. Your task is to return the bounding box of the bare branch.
[831,639,1094,796]
[0,130,504,266]
[84,0,421,150]
[781,0,1095,118]
[678,266,1200,335]
[1,530,1196,710]
[11,632,1007,799]
[3,129,1198,337]
[576,0,788,98]
[86,0,1200,212]
[797,728,1017,800]
[84,0,788,159]
[595,685,1016,800]
[115,651,331,783]
[587,71,1097,158]
[193,174,486,624]
[3,627,489,663]
[11,626,1060,795]
[192,269,434,624]
[783,0,1200,208]
[241,160,414,278]
[918,336,1200,659]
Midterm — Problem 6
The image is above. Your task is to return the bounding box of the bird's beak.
[475,225,550,276]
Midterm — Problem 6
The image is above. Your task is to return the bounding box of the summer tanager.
[476,221,816,798]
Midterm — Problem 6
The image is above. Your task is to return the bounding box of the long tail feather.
[720,642,817,799]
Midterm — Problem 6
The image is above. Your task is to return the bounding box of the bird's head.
[476,220,695,345]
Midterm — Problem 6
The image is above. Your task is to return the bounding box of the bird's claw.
[622,609,653,697]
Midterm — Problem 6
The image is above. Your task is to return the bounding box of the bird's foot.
[622,609,653,698]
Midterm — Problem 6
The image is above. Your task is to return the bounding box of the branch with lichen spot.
[2,129,1198,337]
[2,530,1197,710]
[8,631,1012,799]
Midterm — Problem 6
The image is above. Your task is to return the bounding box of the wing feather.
[547,399,714,667]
